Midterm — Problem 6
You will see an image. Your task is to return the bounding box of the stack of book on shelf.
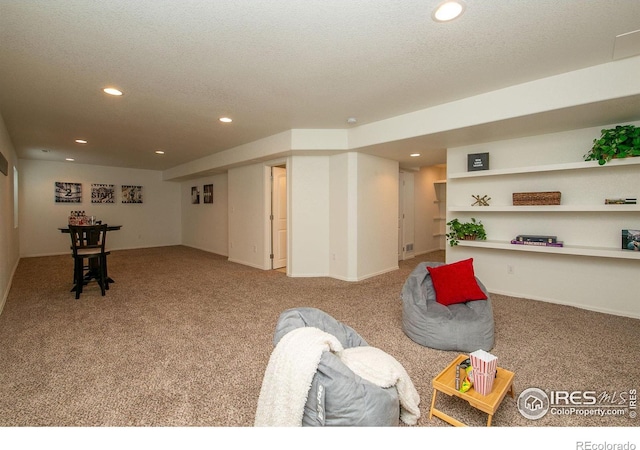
[511,235,564,247]
[605,197,637,205]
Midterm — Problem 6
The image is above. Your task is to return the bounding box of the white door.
[271,166,287,269]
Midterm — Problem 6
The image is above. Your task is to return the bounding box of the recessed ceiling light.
[219,117,233,123]
[155,150,165,155]
[65,158,75,162]
[432,1,465,22]
[347,117,357,125]
[103,87,123,96]
[75,139,87,144]
[410,153,421,157]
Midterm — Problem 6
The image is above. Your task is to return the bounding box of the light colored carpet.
[0,246,638,428]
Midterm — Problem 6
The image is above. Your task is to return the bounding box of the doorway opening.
[270,165,287,271]
[398,171,415,261]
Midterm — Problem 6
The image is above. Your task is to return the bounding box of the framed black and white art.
[203,184,213,204]
[55,182,82,203]
[122,185,143,203]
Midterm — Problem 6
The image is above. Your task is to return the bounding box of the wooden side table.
[429,354,515,427]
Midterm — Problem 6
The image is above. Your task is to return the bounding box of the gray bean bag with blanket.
[401,262,494,352]
[273,307,400,426]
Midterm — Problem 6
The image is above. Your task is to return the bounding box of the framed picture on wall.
[91,184,115,203]
[55,182,82,203]
[191,186,200,204]
[122,185,143,203]
[467,152,490,171]
[203,184,213,204]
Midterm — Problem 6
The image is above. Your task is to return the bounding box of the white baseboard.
[326,265,398,282]
[295,265,400,282]
[227,258,266,270]
[490,288,640,320]
[181,243,228,257]
[415,247,444,256]
[0,257,20,316]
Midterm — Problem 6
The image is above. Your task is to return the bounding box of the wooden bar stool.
[68,224,110,299]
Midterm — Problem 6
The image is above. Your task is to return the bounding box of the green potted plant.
[584,124,640,165]
[446,218,487,247]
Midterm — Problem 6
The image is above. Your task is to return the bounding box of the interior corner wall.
[329,153,354,280]
[180,173,229,256]
[327,153,400,281]
[356,153,399,280]
[227,163,268,269]
[288,155,330,277]
[0,112,20,314]
[18,159,181,257]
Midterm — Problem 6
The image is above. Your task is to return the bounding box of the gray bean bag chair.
[273,307,400,426]
[401,262,494,352]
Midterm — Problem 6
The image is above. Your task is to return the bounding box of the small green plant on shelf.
[446,218,487,247]
[584,124,640,165]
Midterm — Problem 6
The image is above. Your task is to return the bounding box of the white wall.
[328,153,400,281]
[329,153,352,280]
[0,113,20,313]
[181,173,229,256]
[289,156,330,277]
[356,153,399,280]
[19,159,181,257]
[227,163,268,269]
[224,152,402,281]
[446,121,640,318]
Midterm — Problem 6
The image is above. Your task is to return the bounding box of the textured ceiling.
[1,0,639,172]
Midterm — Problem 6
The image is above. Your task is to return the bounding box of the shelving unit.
[447,156,640,261]
[445,124,640,318]
[457,239,640,260]
[434,180,447,249]
[449,205,640,212]
[448,156,640,179]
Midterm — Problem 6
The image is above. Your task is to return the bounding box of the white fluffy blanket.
[254,327,344,426]
[254,327,420,426]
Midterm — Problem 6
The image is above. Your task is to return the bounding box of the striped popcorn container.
[470,350,498,396]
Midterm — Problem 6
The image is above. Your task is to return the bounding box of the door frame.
[263,160,289,272]
[270,165,287,270]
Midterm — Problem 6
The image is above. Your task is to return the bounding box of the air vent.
[406,243,414,252]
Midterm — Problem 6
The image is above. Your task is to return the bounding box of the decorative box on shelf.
[512,191,561,206]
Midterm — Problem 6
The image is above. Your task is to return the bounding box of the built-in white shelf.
[448,204,640,212]
[448,156,640,179]
[434,179,447,247]
[456,239,640,260]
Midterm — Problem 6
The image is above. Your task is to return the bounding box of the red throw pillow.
[427,258,487,306]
